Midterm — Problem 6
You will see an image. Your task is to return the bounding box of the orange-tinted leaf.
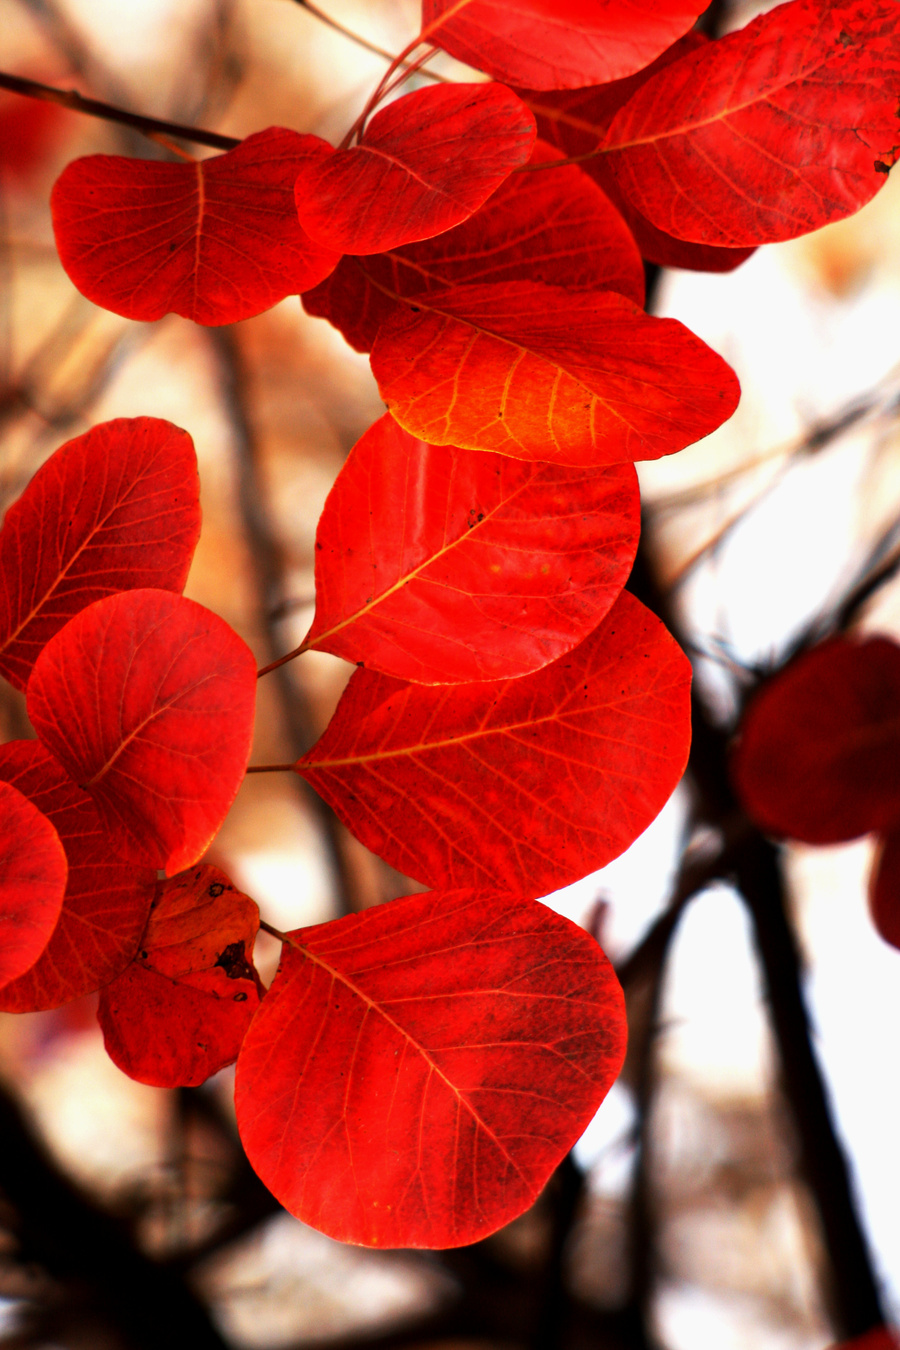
[422,0,706,90]
[27,589,257,875]
[236,887,626,1247]
[869,834,900,951]
[51,127,340,324]
[98,864,260,1088]
[0,780,66,989]
[602,0,900,248]
[0,417,200,691]
[297,590,691,893]
[294,83,535,254]
[0,741,155,1011]
[731,636,900,845]
[303,140,644,352]
[306,412,639,682]
[370,280,739,466]
[518,36,754,272]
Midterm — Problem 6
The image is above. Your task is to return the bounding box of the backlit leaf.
[235,887,626,1247]
[0,740,155,1012]
[294,83,535,254]
[98,864,260,1088]
[302,139,644,352]
[0,417,200,691]
[0,780,67,990]
[305,412,639,682]
[601,0,900,247]
[518,36,755,272]
[51,127,340,324]
[370,280,740,465]
[296,590,691,893]
[27,589,257,875]
[422,0,706,90]
[731,636,900,844]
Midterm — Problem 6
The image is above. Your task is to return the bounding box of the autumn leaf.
[731,636,900,844]
[0,740,155,1012]
[303,139,644,353]
[0,780,67,990]
[370,280,739,466]
[51,127,341,324]
[0,417,200,691]
[235,887,626,1247]
[304,412,639,682]
[27,589,257,875]
[421,0,706,90]
[294,83,535,254]
[98,864,261,1088]
[297,590,691,894]
[601,0,900,247]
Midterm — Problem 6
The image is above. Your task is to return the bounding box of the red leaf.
[235,887,626,1248]
[0,740,155,1012]
[51,128,340,324]
[294,83,535,254]
[296,590,691,894]
[830,1332,900,1350]
[601,0,900,248]
[27,589,257,875]
[0,417,200,692]
[870,833,900,951]
[731,636,900,845]
[422,0,706,90]
[303,139,645,353]
[518,36,755,273]
[0,780,67,990]
[305,412,639,682]
[98,864,260,1088]
[370,280,739,466]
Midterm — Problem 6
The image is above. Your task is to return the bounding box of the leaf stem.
[259,918,290,943]
[257,641,308,678]
[245,763,296,774]
[0,70,239,151]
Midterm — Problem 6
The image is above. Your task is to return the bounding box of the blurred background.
[1,0,900,1346]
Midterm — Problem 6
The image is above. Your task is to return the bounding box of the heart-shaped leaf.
[421,0,706,90]
[98,864,261,1088]
[27,589,257,875]
[235,887,626,1247]
[0,740,156,1012]
[370,280,740,466]
[297,590,691,894]
[304,412,639,682]
[0,780,67,990]
[731,636,900,845]
[0,417,200,691]
[51,127,340,324]
[303,139,644,352]
[294,83,535,254]
[602,0,900,247]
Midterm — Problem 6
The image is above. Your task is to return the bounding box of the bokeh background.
[1,0,900,1346]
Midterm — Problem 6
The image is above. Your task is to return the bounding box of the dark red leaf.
[370,280,739,466]
[731,636,900,845]
[0,780,67,990]
[98,864,260,1088]
[296,590,691,893]
[235,887,626,1247]
[0,417,200,692]
[303,139,644,352]
[51,127,340,324]
[27,589,257,875]
[0,740,155,1012]
[294,83,535,254]
[422,0,706,90]
[869,833,900,951]
[830,1331,900,1350]
[0,90,70,182]
[518,36,754,272]
[305,412,639,682]
[601,0,900,248]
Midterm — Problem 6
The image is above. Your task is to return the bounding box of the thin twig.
[290,0,447,80]
[0,70,239,150]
